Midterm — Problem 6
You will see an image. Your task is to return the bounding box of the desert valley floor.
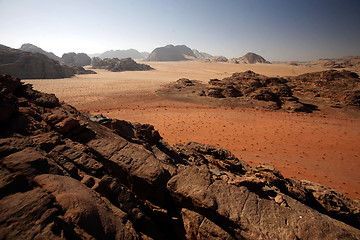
[24,61,360,200]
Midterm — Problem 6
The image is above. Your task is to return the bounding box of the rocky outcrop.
[20,43,61,62]
[174,45,196,58]
[147,45,187,61]
[307,56,360,70]
[202,71,314,112]
[0,74,359,239]
[230,52,270,64]
[62,52,92,66]
[288,70,360,107]
[92,57,153,72]
[208,56,228,62]
[0,44,94,79]
[192,49,213,59]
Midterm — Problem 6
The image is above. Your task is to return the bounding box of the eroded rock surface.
[0,44,95,79]
[62,52,92,67]
[288,70,360,107]
[0,74,359,239]
[92,57,153,72]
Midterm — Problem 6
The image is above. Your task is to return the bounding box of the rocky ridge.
[203,71,313,112]
[0,45,95,79]
[158,69,360,112]
[159,71,317,112]
[307,56,360,70]
[0,74,359,239]
[20,43,62,62]
[288,70,360,107]
[91,57,153,72]
[192,49,213,59]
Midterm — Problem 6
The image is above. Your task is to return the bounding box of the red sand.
[95,95,360,200]
[25,62,360,200]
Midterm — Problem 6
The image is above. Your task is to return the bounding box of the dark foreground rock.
[92,57,154,72]
[0,74,359,239]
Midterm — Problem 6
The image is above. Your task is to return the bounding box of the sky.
[0,0,359,61]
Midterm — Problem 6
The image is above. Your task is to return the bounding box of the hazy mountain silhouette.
[20,43,61,62]
[147,45,188,61]
[192,49,213,59]
[91,49,149,60]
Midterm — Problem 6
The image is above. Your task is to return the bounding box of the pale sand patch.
[24,61,359,199]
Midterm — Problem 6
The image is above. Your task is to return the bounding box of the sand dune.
[24,62,360,199]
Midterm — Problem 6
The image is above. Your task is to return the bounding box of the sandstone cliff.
[20,43,61,62]
[62,52,92,67]
[0,45,95,79]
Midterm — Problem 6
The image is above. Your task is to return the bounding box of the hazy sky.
[1,0,359,61]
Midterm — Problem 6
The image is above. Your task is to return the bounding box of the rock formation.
[306,56,360,70]
[61,52,92,66]
[204,71,308,112]
[0,74,359,239]
[0,44,95,79]
[208,56,229,62]
[173,45,196,58]
[147,45,188,61]
[92,57,153,72]
[230,52,270,64]
[20,43,61,62]
[288,70,360,107]
[192,49,213,59]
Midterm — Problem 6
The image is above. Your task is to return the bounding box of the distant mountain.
[192,49,213,59]
[62,52,91,67]
[147,44,216,61]
[230,52,270,64]
[91,49,149,60]
[147,45,188,61]
[140,51,150,59]
[20,43,61,62]
[0,44,94,79]
[174,45,196,58]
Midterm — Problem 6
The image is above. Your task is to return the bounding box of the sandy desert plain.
[24,61,360,200]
